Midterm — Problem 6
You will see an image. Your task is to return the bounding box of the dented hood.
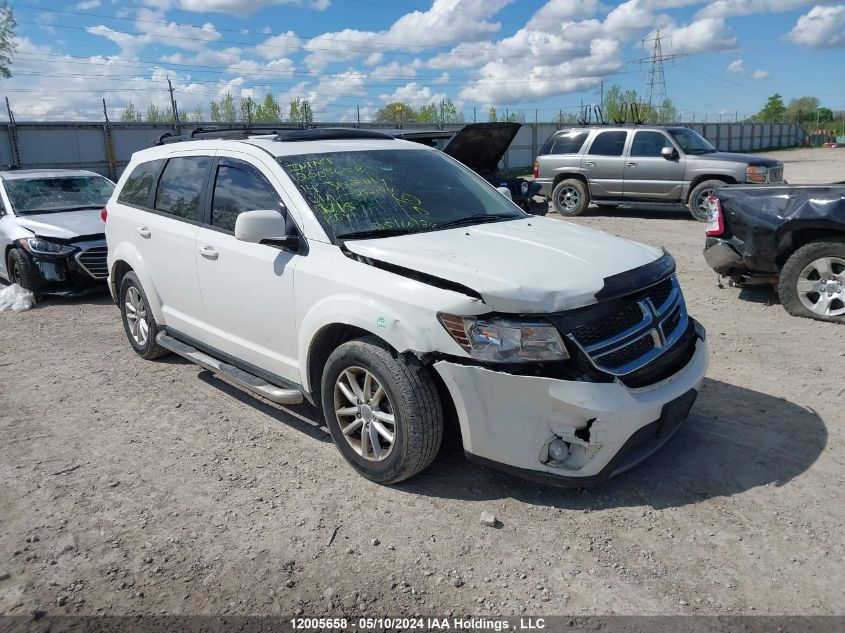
[344,216,662,313]
[14,209,105,240]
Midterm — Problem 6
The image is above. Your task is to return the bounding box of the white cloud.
[696,0,821,19]
[526,0,600,31]
[303,0,512,70]
[727,59,744,73]
[751,69,770,79]
[655,18,738,54]
[788,4,845,47]
[255,31,302,59]
[378,82,448,107]
[369,61,420,81]
[74,0,102,9]
[174,0,329,16]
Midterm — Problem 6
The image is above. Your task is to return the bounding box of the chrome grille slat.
[566,275,689,377]
[74,242,108,280]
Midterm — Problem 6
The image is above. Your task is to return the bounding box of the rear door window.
[118,159,163,208]
[210,159,280,232]
[588,131,628,156]
[154,156,211,222]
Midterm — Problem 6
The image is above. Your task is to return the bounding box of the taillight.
[705,195,724,236]
[533,161,539,179]
[101,208,108,222]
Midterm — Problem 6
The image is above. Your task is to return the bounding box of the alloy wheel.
[796,256,845,317]
[124,286,150,346]
[557,186,580,212]
[333,366,396,462]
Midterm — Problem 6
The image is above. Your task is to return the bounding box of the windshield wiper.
[434,214,517,230]
[336,227,426,241]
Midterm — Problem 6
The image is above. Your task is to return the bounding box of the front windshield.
[668,128,716,155]
[5,176,115,215]
[277,149,524,240]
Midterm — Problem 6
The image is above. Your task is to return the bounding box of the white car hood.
[14,209,105,240]
[345,216,663,313]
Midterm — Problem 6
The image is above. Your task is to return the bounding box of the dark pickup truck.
[704,185,845,323]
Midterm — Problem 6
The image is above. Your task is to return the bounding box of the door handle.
[627,162,637,167]
[584,161,596,167]
[137,227,151,238]
[198,245,219,260]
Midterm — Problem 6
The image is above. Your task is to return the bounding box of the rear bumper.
[703,238,745,275]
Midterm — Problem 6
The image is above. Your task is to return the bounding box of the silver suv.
[534,125,784,221]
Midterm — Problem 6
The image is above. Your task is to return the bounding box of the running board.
[156,333,304,405]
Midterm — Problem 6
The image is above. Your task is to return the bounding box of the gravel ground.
[761,147,845,184]
[1,206,843,620]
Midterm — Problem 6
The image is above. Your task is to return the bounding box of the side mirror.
[496,186,513,200]
[235,209,300,251]
[661,147,678,160]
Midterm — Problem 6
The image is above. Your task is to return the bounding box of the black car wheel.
[7,249,37,291]
[552,179,589,217]
[779,238,845,324]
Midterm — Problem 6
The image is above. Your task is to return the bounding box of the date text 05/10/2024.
[289,617,546,631]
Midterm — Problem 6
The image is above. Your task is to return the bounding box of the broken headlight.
[438,313,569,363]
[18,237,76,256]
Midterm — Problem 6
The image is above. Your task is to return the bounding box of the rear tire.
[778,239,845,324]
[119,272,169,359]
[688,179,724,222]
[552,179,589,217]
[321,336,443,484]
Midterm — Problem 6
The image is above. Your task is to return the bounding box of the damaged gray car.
[0,169,114,295]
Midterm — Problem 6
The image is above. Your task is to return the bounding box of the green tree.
[220,93,237,122]
[255,93,281,123]
[755,94,787,123]
[601,84,667,123]
[438,98,463,123]
[487,106,497,122]
[146,103,161,122]
[188,105,203,122]
[416,103,438,123]
[0,1,16,81]
[785,96,820,123]
[376,102,416,126]
[119,102,142,122]
[288,98,313,124]
[209,99,222,122]
[239,96,255,123]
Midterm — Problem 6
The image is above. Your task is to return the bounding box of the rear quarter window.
[117,159,164,208]
[538,130,588,156]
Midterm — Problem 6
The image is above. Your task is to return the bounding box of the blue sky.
[5,0,845,121]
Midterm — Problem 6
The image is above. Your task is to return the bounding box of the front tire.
[778,239,845,324]
[321,337,443,484]
[552,179,589,217]
[7,249,38,292]
[688,179,725,222]
[119,272,169,359]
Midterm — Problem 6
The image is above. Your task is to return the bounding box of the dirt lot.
[1,206,844,620]
[764,147,845,184]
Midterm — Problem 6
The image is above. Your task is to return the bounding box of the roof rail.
[151,125,303,146]
[274,128,395,142]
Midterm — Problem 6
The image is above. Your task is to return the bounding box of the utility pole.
[5,97,21,168]
[102,98,117,181]
[630,29,686,122]
[472,106,476,123]
[356,105,360,127]
[167,76,180,133]
[600,80,604,109]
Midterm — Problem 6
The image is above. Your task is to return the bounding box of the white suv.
[106,129,708,486]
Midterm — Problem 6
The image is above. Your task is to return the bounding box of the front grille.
[573,302,644,346]
[645,277,673,310]
[561,275,690,378]
[595,334,655,369]
[76,246,108,279]
[768,167,784,183]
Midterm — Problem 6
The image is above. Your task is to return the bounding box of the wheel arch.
[685,175,737,202]
[552,172,589,191]
[775,222,845,267]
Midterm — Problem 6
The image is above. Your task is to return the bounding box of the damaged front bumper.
[434,324,708,486]
[17,238,108,294]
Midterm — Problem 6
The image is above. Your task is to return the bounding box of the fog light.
[548,438,569,462]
